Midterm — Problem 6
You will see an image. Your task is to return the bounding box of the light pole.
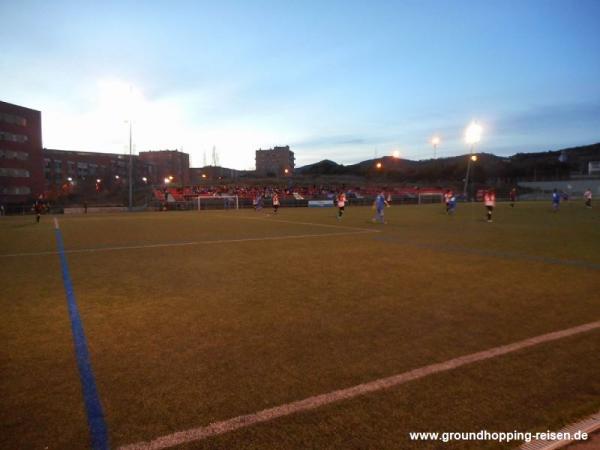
[127,120,133,211]
[463,122,482,200]
[431,136,440,159]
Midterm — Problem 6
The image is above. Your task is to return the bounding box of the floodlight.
[465,121,482,145]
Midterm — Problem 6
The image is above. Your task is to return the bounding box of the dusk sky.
[1,0,599,169]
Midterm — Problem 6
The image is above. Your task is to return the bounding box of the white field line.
[520,409,600,450]
[213,213,381,233]
[53,217,60,229]
[0,230,374,258]
[119,320,600,450]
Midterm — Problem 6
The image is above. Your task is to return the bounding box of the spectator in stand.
[552,189,561,212]
[583,188,592,208]
[484,189,496,223]
[509,188,517,207]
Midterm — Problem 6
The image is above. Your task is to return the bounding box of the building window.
[0,149,29,160]
[67,161,75,174]
[0,131,28,143]
[1,186,31,195]
[0,168,30,177]
[77,162,88,177]
[54,160,62,170]
[0,112,27,126]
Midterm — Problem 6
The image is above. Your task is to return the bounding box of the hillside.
[295,143,600,184]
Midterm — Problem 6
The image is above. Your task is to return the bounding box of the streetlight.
[431,136,440,159]
[141,176,147,183]
[284,168,289,175]
[463,121,482,199]
[376,162,383,169]
[164,177,171,184]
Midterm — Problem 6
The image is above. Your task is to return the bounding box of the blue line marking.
[54,226,110,450]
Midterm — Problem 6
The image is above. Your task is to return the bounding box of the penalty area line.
[119,320,600,450]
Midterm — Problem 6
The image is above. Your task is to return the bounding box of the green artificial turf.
[0,201,599,449]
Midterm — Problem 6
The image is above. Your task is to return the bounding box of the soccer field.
[1,202,599,449]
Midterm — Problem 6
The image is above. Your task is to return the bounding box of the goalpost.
[417,193,444,205]
[195,195,239,211]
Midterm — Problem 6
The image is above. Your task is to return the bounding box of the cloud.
[291,134,371,148]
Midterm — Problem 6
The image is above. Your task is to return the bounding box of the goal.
[195,195,239,211]
[417,193,444,204]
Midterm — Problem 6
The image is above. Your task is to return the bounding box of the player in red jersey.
[484,189,496,222]
[336,191,347,220]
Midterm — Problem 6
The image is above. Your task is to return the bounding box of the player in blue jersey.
[372,191,390,223]
[447,194,457,215]
[552,189,560,212]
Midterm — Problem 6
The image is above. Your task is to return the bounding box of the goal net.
[195,195,239,211]
[417,193,444,204]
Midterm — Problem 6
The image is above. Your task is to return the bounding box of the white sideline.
[119,320,600,450]
[0,230,375,258]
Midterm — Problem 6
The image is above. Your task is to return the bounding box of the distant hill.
[295,143,600,184]
[295,159,345,175]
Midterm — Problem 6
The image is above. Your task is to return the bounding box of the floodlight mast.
[431,136,440,159]
[128,119,133,212]
[463,122,482,200]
